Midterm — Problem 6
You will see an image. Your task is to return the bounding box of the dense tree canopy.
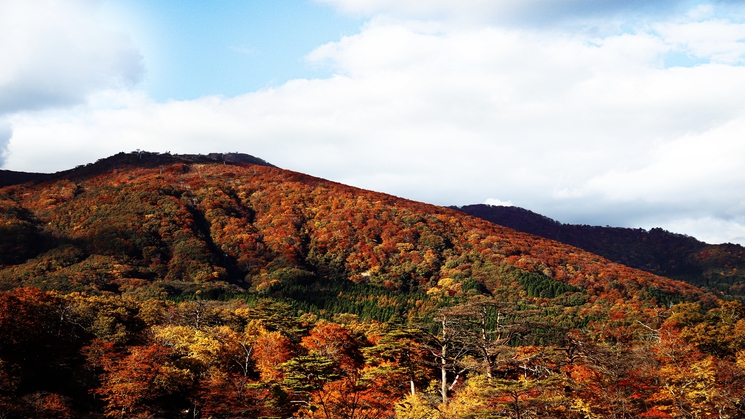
[0,287,741,418]
[0,152,735,417]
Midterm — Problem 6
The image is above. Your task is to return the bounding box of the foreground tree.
[89,342,191,418]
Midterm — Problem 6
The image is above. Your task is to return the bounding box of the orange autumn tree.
[283,322,396,419]
[90,342,192,418]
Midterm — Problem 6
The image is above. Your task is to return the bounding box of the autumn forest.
[1,151,745,418]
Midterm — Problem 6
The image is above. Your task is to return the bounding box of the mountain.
[0,152,711,314]
[0,169,52,188]
[4,152,745,418]
[453,204,745,298]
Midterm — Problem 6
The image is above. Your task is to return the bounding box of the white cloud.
[0,0,143,115]
[0,123,11,166]
[313,0,722,24]
[577,115,745,202]
[655,19,745,64]
[4,2,745,245]
[485,198,514,207]
[655,216,745,245]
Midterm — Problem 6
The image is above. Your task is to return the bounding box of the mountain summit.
[0,151,274,188]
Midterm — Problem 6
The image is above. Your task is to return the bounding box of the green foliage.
[643,285,684,307]
[278,278,440,323]
[281,354,340,393]
[518,271,580,299]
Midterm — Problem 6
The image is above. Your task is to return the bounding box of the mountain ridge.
[0,151,274,188]
[0,151,711,314]
[453,204,745,298]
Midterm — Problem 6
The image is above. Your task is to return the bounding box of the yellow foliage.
[395,393,442,419]
[441,374,490,417]
[737,350,745,370]
[153,325,234,367]
[154,363,193,392]
[571,397,600,419]
[137,298,169,326]
[243,319,268,336]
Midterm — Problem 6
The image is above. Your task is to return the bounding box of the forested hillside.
[1,152,743,418]
[0,152,705,306]
[455,204,745,299]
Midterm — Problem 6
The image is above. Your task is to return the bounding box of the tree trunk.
[441,344,448,405]
[441,318,448,405]
[483,307,493,379]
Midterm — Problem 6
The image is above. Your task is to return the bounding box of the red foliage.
[93,343,186,418]
[302,323,364,374]
[253,331,294,382]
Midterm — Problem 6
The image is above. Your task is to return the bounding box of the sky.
[2,0,745,245]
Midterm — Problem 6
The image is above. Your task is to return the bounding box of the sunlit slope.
[0,153,711,312]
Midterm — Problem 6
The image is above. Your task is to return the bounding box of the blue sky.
[101,0,363,100]
[3,0,745,245]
